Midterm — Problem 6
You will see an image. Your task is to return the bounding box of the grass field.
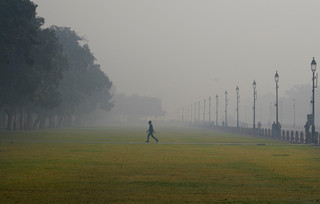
[1,125,320,203]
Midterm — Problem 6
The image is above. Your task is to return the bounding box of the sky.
[32,0,320,120]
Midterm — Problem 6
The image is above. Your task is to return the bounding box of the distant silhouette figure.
[146,120,158,143]
[272,122,276,136]
[257,121,261,129]
[304,121,310,138]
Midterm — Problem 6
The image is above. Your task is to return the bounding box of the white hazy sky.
[32,0,320,117]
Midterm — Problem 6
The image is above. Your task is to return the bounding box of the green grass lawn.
[1,126,320,203]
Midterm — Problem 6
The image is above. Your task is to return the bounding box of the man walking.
[146,120,158,143]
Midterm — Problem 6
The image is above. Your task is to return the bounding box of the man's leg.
[146,133,150,143]
[151,133,158,142]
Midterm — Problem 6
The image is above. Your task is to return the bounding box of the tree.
[0,0,44,130]
[51,26,113,127]
[74,65,113,126]
[30,28,68,129]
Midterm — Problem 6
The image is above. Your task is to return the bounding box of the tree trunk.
[57,116,63,128]
[63,116,67,127]
[0,105,2,128]
[39,113,46,129]
[25,104,33,130]
[63,115,72,127]
[6,107,13,131]
[33,114,40,129]
[67,114,72,127]
[75,114,81,126]
[20,106,23,130]
[13,108,16,131]
[24,111,27,130]
[49,110,54,129]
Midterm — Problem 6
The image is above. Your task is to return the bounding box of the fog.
[33,0,320,127]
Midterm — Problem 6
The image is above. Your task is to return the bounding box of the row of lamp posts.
[180,58,317,142]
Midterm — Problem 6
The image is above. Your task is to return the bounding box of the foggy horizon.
[3,1,320,201]
[33,0,320,124]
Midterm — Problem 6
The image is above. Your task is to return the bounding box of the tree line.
[0,0,113,130]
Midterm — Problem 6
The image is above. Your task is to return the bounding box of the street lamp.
[185,106,188,123]
[236,86,240,128]
[275,71,279,125]
[194,102,197,124]
[188,104,190,122]
[190,103,193,123]
[311,57,317,141]
[181,107,184,121]
[293,99,296,128]
[253,80,257,129]
[274,71,280,137]
[209,97,211,125]
[203,98,206,126]
[198,101,200,123]
[216,95,218,126]
[225,91,228,127]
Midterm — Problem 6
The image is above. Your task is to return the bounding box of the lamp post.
[236,86,240,128]
[188,104,190,122]
[280,100,283,124]
[187,105,189,122]
[216,95,218,126]
[182,107,184,122]
[198,101,200,123]
[203,99,206,126]
[185,106,188,123]
[194,102,197,124]
[225,91,228,127]
[293,99,295,129]
[253,80,257,129]
[209,97,211,125]
[274,71,280,137]
[311,57,317,141]
[275,71,279,125]
[190,104,193,123]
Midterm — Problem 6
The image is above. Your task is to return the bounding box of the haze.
[33,0,320,124]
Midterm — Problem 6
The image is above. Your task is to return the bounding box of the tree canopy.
[0,0,114,130]
[51,26,113,127]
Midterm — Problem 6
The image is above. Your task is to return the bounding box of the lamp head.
[236,86,239,94]
[311,57,317,72]
[253,80,256,90]
[275,71,279,83]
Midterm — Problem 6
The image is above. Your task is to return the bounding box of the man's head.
[148,120,152,124]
